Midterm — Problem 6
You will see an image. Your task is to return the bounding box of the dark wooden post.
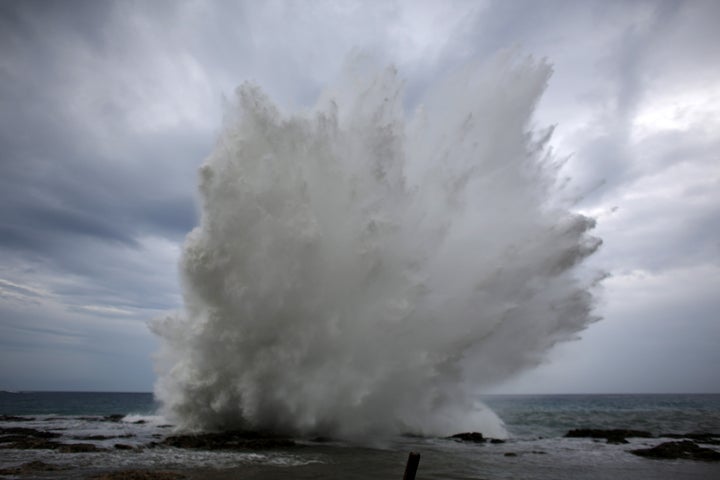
[403,451,421,480]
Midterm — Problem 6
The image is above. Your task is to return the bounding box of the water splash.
[151,53,602,440]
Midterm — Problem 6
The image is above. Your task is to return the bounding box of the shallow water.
[1,392,719,479]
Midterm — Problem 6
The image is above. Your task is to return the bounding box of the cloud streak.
[0,0,718,393]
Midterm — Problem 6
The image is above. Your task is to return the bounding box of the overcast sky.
[0,0,718,393]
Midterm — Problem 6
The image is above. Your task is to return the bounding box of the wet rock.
[448,432,486,443]
[448,432,507,444]
[607,436,629,445]
[0,428,64,450]
[104,414,126,422]
[0,426,63,451]
[631,440,720,461]
[90,470,186,480]
[565,428,653,444]
[0,414,34,422]
[0,434,31,444]
[0,426,61,438]
[0,460,64,474]
[504,452,517,457]
[0,438,63,449]
[58,442,107,453]
[114,443,136,450]
[161,431,296,450]
[74,433,136,441]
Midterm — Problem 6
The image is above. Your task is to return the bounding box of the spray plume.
[152,54,602,440]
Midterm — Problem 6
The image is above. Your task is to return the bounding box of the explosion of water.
[151,54,602,440]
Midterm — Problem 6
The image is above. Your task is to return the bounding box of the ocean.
[1,392,719,479]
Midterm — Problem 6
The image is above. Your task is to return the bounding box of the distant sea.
[2,392,719,479]
[0,391,158,416]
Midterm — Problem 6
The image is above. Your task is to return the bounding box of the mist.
[151,54,601,439]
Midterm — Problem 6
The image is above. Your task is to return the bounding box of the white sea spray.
[151,53,602,440]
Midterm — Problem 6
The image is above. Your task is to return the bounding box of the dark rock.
[490,438,506,444]
[73,433,136,441]
[565,428,653,444]
[161,431,296,450]
[0,414,34,422]
[0,427,65,450]
[114,443,135,450]
[0,460,64,474]
[133,420,147,424]
[74,434,114,440]
[504,452,517,457]
[0,434,32,443]
[104,414,126,422]
[0,426,61,438]
[631,440,720,461]
[90,470,186,480]
[58,442,106,453]
[0,438,63,450]
[607,436,629,445]
[449,432,486,443]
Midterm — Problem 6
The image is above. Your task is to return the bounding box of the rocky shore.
[2,424,719,461]
[561,428,720,461]
[1,421,719,480]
